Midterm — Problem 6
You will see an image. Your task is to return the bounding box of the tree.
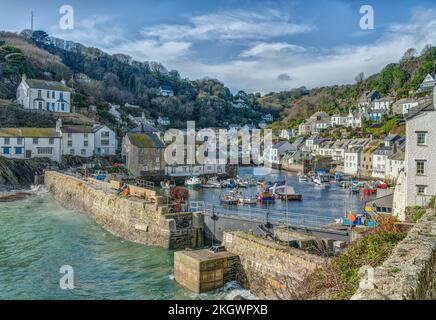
[31,30,49,44]
[355,72,365,84]
[401,48,417,62]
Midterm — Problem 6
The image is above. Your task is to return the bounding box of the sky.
[0,0,435,93]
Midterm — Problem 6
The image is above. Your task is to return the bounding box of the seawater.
[0,191,252,300]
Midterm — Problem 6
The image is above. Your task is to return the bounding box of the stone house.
[392,98,419,115]
[122,132,166,177]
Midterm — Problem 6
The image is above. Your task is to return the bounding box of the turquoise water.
[0,192,249,300]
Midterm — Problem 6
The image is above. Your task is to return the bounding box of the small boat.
[274,185,303,201]
[244,176,257,187]
[201,177,222,188]
[363,187,377,195]
[220,192,238,205]
[0,192,32,202]
[257,191,275,203]
[376,181,388,189]
[298,175,309,182]
[185,176,202,190]
[313,174,330,188]
[238,197,258,205]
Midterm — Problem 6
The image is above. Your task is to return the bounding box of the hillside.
[259,46,436,129]
[0,30,273,129]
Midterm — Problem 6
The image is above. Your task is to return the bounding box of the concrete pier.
[174,249,240,293]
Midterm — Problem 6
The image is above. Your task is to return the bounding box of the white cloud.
[141,10,314,41]
[171,8,436,93]
[115,39,192,63]
[239,42,306,58]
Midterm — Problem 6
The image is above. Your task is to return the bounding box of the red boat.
[363,188,377,195]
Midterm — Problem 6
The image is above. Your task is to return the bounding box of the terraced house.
[0,127,62,162]
[16,74,72,112]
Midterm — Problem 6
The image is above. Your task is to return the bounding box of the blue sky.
[1,0,435,93]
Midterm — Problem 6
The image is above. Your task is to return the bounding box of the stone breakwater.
[223,231,326,299]
[352,209,436,300]
[44,171,203,250]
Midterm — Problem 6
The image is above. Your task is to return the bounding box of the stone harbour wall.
[352,209,436,300]
[223,231,326,299]
[44,171,202,250]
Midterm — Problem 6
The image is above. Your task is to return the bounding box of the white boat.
[313,175,330,188]
[298,175,309,182]
[201,177,222,188]
[185,177,202,189]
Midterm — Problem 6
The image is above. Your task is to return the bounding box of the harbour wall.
[223,231,326,299]
[44,171,203,250]
[352,209,436,300]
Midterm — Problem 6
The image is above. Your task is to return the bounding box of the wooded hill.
[0,30,273,129]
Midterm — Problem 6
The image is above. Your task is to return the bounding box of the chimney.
[56,118,62,133]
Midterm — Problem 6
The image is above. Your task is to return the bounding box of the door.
[25,150,32,158]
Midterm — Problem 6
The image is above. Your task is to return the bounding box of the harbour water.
[188,167,376,220]
[0,167,380,299]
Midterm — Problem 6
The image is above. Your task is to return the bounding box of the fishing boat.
[185,176,202,190]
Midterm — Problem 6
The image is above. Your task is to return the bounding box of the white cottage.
[0,127,62,162]
[16,74,72,112]
[93,124,118,156]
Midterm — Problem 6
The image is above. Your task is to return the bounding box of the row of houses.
[296,73,436,136]
[266,132,406,183]
[0,120,117,162]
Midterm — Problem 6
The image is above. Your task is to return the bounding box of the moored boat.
[185,176,202,189]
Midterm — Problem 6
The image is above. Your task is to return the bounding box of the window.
[417,185,427,195]
[101,140,109,146]
[46,102,50,110]
[4,138,10,145]
[84,133,88,139]
[60,92,64,100]
[81,149,86,156]
[33,138,38,144]
[417,132,427,145]
[49,138,54,145]
[2,147,10,154]
[37,147,52,155]
[70,149,75,155]
[61,103,65,111]
[416,160,426,175]
[15,147,23,155]
[52,103,55,110]
[101,131,110,138]
[68,133,72,139]
[67,141,73,147]
[17,138,23,145]
[47,91,50,99]
[84,141,88,147]
[52,92,55,99]
[38,90,42,98]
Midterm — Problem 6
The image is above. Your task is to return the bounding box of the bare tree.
[355,72,365,84]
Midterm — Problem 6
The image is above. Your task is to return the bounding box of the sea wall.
[44,171,203,250]
[352,209,436,300]
[223,231,326,299]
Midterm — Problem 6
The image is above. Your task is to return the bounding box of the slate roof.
[0,128,61,138]
[127,132,165,148]
[62,125,93,134]
[405,100,434,120]
[27,79,71,92]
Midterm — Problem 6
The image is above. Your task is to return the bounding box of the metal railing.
[188,201,336,229]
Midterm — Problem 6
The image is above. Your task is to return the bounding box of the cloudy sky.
[1,0,435,93]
